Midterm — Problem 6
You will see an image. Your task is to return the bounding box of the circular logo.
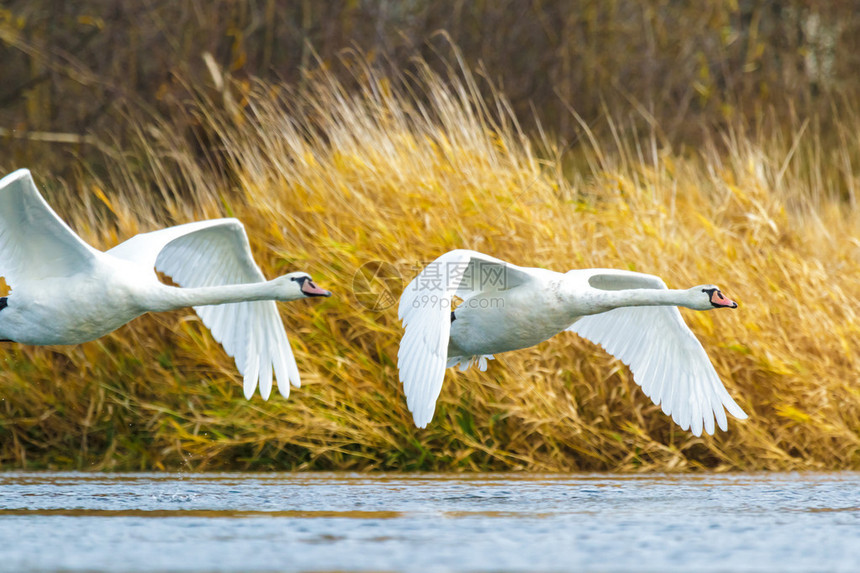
[352,261,402,311]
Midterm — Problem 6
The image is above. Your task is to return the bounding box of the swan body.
[0,168,331,399]
[398,249,747,436]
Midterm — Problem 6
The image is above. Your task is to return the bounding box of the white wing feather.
[568,271,747,436]
[397,249,531,428]
[108,219,300,400]
[0,169,98,285]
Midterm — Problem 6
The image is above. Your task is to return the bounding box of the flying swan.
[0,168,331,400]
[398,249,747,436]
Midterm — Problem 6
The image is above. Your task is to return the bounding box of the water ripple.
[1,471,859,572]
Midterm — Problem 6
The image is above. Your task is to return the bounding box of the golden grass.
[3,58,860,471]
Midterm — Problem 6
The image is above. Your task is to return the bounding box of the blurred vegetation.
[1,1,860,471]
[2,0,858,173]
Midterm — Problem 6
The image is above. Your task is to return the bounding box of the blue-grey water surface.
[1,471,858,572]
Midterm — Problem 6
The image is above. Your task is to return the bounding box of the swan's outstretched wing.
[567,269,747,436]
[398,249,532,427]
[108,219,300,400]
[0,169,98,285]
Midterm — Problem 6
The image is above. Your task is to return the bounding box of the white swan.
[0,168,331,399]
[398,249,747,436]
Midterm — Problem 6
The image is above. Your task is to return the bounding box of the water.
[1,472,859,572]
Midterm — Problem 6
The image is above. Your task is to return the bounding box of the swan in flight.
[398,249,747,436]
[0,168,331,400]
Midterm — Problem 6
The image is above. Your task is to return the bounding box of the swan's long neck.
[579,288,697,315]
[146,280,295,312]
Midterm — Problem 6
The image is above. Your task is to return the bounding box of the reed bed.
[2,59,860,472]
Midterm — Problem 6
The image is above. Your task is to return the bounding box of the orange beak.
[301,278,332,297]
[711,290,738,308]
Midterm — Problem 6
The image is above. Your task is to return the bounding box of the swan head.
[282,272,332,300]
[689,285,737,311]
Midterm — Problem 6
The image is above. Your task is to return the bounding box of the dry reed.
[2,58,860,472]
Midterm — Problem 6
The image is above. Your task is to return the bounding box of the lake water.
[1,472,859,572]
